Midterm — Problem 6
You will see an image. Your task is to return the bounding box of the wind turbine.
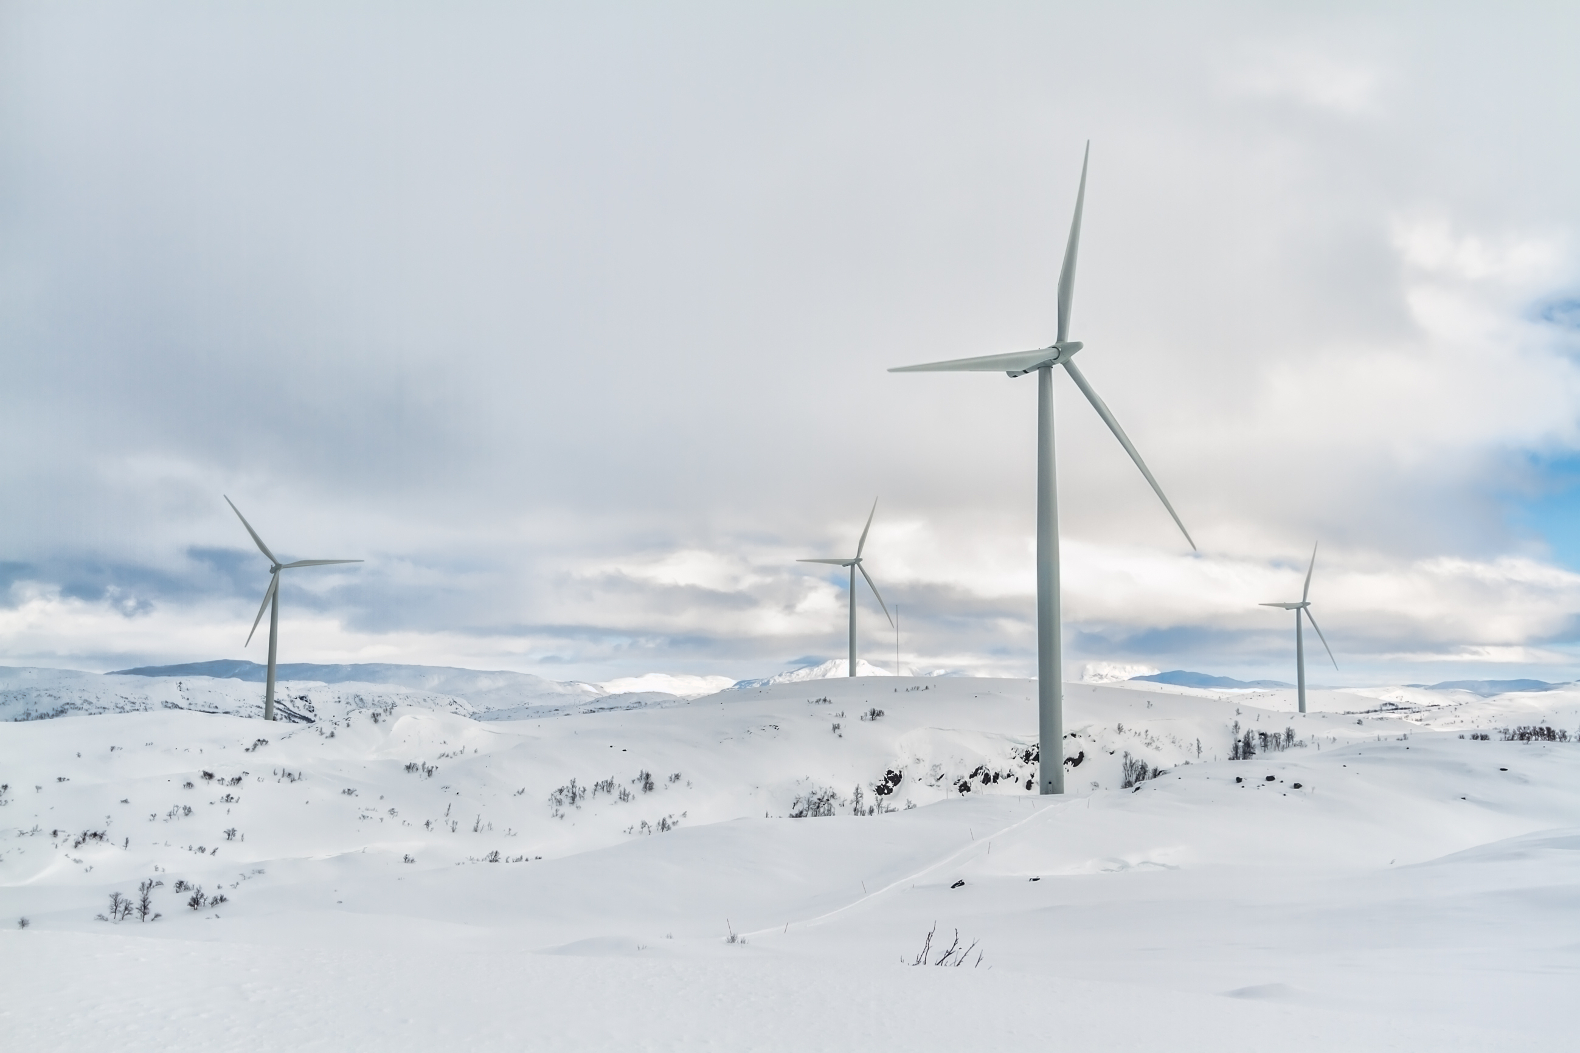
[225,496,362,722]
[889,143,1195,794]
[1260,542,1337,715]
[798,499,893,677]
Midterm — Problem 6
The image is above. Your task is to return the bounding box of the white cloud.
[4,4,1580,684]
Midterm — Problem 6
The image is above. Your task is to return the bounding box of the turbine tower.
[1260,542,1337,714]
[889,143,1195,794]
[798,499,893,677]
[226,496,362,721]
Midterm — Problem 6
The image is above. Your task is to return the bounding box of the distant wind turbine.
[226,496,362,721]
[798,499,893,678]
[889,143,1195,794]
[1260,542,1337,715]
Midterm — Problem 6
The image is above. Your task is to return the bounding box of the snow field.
[2,674,1578,1050]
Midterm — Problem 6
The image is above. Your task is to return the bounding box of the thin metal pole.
[895,604,901,677]
[1038,366,1063,794]
[265,578,280,722]
[1295,608,1306,715]
[848,564,857,676]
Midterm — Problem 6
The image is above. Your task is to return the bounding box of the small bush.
[1121,751,1162,789]
[1500,725,1569,742]
[136,879,163,922]
[103,891,134,923]
[548,779,587,809]
[910,923,982,967]
[789,786,840,818]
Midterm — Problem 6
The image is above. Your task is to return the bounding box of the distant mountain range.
[1406,679,1565,697]
[1130,670,1293,689]
[100,660,1577,704]
[1131,670,1568,697]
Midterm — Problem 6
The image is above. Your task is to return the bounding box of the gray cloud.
[4,2,1580,684]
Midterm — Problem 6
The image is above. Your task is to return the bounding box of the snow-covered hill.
[732,657,896,687]
[2,663,742,725]
[2,673,1577,1049]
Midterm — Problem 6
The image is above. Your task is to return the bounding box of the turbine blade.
[1057,141,1090,345]
[856,498,878,558]
[1302,542,1318,602]
[858,564,893,627]
[1061,358,1196,550]
[245,573,279,647]
[1303,607,1339,670]
[278,559,363,569]
[1260,602,1302,609]
[889,347,1059,374]
[798,558,855,566]
[224,496,277,565]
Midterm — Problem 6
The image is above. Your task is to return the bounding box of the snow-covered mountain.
[732,658,895,687]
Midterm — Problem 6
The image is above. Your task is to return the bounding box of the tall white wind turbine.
[890,143,1195,794]
[1260,542,1337,715]
[798,499,893,677]
[226,496,362,721]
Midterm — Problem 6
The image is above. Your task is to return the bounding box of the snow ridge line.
[745,797,1070,938]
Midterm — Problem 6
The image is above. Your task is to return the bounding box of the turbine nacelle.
[1006,342,1083,377]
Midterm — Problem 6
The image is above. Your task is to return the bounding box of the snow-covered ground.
[2,670,1577,1050]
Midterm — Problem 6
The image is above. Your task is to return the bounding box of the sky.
[3,1,1580,686]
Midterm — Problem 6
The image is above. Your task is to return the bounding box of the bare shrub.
[103,891,133,923]
[548,779,586,809]
[789,786,839,818]
[136,879,163,922]
[1120,751,1160,789]
[910,923,983,967]
[1501,725,1570,742]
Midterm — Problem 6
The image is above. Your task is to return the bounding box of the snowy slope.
[0,665,742,725]
[105,661,736,713]
[0,666,477,723]
[2,675,1577,1050]
[733,657,896,687]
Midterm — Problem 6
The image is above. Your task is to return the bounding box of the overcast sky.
[3,1,1580,685]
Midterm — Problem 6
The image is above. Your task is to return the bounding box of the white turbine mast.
[225,496,362,721]
[798,498,893,677]
[890,142,1195,794]
[1260,542,1338,715]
